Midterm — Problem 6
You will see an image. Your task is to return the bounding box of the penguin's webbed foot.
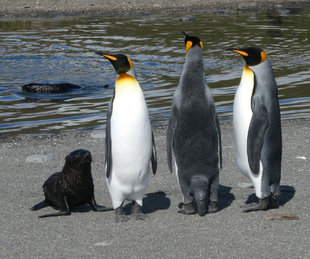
[270,195,279,209]
[208,201,218,213]
[243,197,269,213]
[131,201,148,220]
[115,206,129,223]
[178,202,196,215]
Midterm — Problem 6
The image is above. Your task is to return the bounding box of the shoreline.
[0,118,308,140]
[1,0,310,19]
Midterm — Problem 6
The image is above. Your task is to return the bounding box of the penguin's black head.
[228,47,267,66]
[96,52,133,74]
[182,31,203,53]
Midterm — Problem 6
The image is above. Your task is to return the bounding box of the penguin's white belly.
[233,84,253,177]
[108,92,152,207]
[233,67,263,198]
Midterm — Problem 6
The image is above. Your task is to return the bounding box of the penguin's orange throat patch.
[116,73,135,82]
[115,73,140,92]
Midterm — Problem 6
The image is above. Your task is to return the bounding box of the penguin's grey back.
[172,45,219,174]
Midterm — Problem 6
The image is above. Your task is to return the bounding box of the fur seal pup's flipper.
[38,211,71,218]
[89,196,113,212]
[30,200,49,211]
[38,195,71,218]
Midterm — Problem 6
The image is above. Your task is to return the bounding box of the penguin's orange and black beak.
[96,52,133,74]
[227,48,249,57]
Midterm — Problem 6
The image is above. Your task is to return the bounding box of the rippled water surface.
[0,8,309,136]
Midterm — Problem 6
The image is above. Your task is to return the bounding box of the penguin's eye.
[199,41,203,49]
[186,41,193,53]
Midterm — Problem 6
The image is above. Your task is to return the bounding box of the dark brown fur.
[30,149,112,218]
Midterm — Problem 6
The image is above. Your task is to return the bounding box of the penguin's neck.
[115,73,139,91]
[184,47,204,70]
[179,47,205,95]
[114,72,143,103]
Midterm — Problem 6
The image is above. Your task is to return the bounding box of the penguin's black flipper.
[151,132,157,175]
[247,100,269,175]
[105,98,114,178]
[166,106,178,173]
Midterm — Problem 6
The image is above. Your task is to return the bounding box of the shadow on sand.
[218,184,235,211]
[121,191,171,215]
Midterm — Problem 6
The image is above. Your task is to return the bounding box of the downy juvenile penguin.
[229,47,282,212]
[167,32,222,216]
[96,52,157,222]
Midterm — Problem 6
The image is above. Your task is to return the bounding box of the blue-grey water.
[0,8,309,136]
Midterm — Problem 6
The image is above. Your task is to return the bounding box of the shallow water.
[0,8,309,136]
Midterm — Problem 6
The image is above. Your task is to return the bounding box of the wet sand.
[0,119,309,258]
[1,0,310,18]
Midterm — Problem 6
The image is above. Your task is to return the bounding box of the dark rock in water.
[21,83,81,94]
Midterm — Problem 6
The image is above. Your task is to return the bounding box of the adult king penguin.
[167,32,222,216]
[96,52,157,222]
[229,47,282,212]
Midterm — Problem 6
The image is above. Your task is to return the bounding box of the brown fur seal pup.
[22,83,81,94]
[30,149,112,218]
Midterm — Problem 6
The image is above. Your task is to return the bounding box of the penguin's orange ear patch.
[199,41,203,49]
[232,50,248,57]
[127,57,133,70]
[186,41,193,53]
[260,51,267,62]
[103,54,117,61]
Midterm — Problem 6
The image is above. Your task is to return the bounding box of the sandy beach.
[0,119,309,258]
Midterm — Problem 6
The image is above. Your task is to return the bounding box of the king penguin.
[229,47,282,212]
[166,32,222,216]
[96,52,157,222]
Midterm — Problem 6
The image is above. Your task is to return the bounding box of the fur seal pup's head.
[64,149,92,172]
